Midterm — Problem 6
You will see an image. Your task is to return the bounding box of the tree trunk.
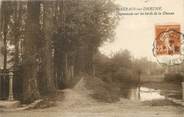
[22,1,41,103]
[0,2,9,71]
[41,2,56,94]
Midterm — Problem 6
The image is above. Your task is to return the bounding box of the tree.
[0,0,119,102]
[0,1,13,70]
[38,2,56,94]
[22,1,41,103]
[51,0,119,87]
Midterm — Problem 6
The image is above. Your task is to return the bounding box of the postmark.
[153,24,184,65]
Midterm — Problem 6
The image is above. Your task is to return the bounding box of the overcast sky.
[100,0,184,61]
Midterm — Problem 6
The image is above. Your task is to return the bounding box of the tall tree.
[0,1,12,70]
[22,1,41,103]
[38,2,56,94]
[52,0,119,87]
[0,0,119,102]
[10,1,27,99]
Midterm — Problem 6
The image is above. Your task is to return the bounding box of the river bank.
[1,88,183,117]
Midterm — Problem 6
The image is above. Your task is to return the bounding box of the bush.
[164,73,183,83]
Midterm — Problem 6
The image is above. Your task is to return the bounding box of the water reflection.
[127,87,165,101]
[127,87,140,100]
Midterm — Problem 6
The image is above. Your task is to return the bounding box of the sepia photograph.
[0,0,184,117]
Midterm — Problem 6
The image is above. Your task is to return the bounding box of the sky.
[100,0,184,61]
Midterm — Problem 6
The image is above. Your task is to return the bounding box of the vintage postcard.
[0,0,184,117]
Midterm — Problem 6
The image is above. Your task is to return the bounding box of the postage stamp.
[153,24,184,65]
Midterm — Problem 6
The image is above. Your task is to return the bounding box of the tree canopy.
[0,0,119,103]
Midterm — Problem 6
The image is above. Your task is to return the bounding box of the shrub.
[164,73,183,83]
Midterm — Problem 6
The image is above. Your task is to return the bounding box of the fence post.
[182,82,184,101]
[8,71,14,101]
[0,72,1,99]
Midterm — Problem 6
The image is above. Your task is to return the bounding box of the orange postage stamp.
[153,24,184,65]
[155,25,181,55]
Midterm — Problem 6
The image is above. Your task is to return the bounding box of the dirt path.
[1,89,183,117]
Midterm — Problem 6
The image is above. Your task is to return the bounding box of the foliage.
[164,73,183,83]
[94,50,164,84]
[0,0,119,103]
